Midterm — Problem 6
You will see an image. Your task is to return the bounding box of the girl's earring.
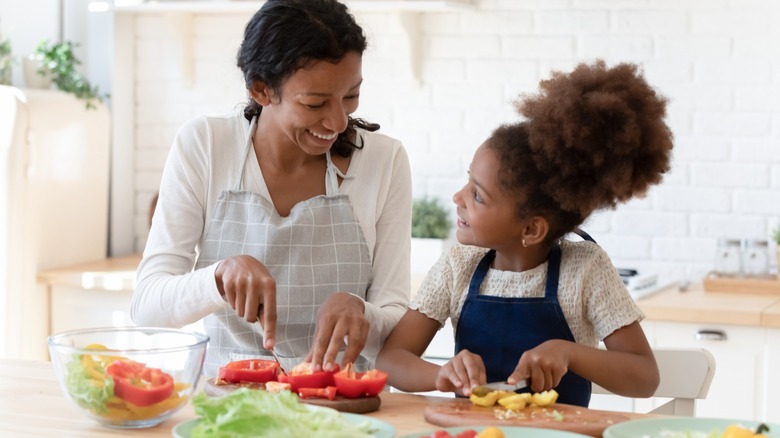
[522,239,527,248]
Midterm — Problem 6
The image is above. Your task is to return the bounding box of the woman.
[132,0,412,376]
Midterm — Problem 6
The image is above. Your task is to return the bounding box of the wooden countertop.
[38,256,780,328]
[638,284,780,328]
[0,358,652,437]
[37,253,142,291]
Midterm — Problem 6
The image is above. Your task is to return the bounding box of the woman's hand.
[508,339,570,393]
[215,255,277,350]
[309,292,368,372]
[435,349,486,396]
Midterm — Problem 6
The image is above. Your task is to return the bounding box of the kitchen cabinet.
[39,255,140,336]
[764,328,780,421]
[644,320,766,421]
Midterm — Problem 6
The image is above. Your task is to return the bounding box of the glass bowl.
[47,326,209,429]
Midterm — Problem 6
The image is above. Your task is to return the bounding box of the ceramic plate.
[603,417,780,438]
[172,413,395,438]
[399,426,592,438]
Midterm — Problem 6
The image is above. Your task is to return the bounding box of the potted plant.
[773,224,780,280]
[27,40,107,109]
[0,34,13,86]
[411,197,452,274]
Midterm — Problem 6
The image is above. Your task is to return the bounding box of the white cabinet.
[764,328,780,421]
[645,320,767,421]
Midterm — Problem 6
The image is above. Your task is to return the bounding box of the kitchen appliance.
[0,86,109,360]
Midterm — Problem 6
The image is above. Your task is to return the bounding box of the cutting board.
[424,399,631,437]
[203,378,381,414]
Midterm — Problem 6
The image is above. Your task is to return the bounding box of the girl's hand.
[215,255,277,350]
[509,339,570,393]
[435,349,486,396]
[309,292,368,372]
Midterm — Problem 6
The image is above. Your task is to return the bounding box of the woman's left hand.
[308,292,368,371]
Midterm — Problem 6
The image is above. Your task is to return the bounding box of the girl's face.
[453,142,526,249]
[256,51,363,155]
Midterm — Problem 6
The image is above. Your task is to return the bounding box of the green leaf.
[64,354,114,414]
[190,388,374,438]
[412,197,452,239]
[34,39,107,110]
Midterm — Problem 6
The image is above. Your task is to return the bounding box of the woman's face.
[259,51,363,155]
[453,142,525,249]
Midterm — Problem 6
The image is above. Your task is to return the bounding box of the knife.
[471,379,529,397]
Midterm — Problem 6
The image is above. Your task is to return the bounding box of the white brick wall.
[127,0,780,280]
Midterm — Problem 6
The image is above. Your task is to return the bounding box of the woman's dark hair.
[237,0,378,157]
[489,60,674,242]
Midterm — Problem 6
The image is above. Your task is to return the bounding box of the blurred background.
[1,0,779,357]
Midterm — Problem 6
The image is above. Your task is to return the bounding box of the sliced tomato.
[333,366,388,398]
[298,386,337,400]
[454,431,478,438]
[431,431,453,438]
[106,360,174,407]
[218,359,279,384]
[277,361,339,392]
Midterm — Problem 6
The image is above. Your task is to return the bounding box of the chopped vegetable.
[333,363,387,398]
[190,387,374,437]
[62,344,189,422]
[469,389,558,409]
[106,360,174,407]
[477,427,504,438]
[265,381,291,393]
[218,359,279,384]
[298,386,337,400]
[278,361,338,391]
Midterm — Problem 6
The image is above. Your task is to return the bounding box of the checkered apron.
[196,118,372,376]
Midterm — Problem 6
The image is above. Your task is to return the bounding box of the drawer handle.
[694,329,727,341]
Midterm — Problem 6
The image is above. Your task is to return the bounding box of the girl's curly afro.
[489,60,673,240]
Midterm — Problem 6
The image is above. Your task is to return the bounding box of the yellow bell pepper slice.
[531,389,559,407]
[497,393,529,410]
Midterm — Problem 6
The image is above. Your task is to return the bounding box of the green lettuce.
[190,388,374,438]
[65,354,114,413]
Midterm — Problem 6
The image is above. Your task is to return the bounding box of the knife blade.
[471,379,529,397]
[269,348,287,375]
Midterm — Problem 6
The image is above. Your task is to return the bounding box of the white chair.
[592,347,716,416]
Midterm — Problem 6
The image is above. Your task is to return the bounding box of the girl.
[376,60,672,407]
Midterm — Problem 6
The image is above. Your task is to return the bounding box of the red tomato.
[333,368,388,398]
[218,359,279,384]
[106,360,174,407]
[454,431,478,438]
[431,431,453,438]
[298,386,337,400]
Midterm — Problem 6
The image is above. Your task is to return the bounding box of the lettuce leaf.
[65,354,114,413]
[190,388,374,438]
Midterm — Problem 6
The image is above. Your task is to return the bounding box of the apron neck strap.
[236,116,258,190]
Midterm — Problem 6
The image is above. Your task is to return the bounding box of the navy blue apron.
[454,239,592,407]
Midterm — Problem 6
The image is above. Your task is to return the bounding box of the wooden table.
[0,358,657,437]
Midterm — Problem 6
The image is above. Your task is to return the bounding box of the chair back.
[592,347,716,416]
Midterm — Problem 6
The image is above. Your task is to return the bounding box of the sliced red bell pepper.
[218,359,279,384]
[106,360,174,407]
[277,361,339,392]
[333,365,388,398]
[298,386,337,400]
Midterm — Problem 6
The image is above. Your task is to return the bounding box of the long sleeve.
[131,114,245,327]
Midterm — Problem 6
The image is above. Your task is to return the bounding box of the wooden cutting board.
[424,399,631,437]
[203,378,381,414]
